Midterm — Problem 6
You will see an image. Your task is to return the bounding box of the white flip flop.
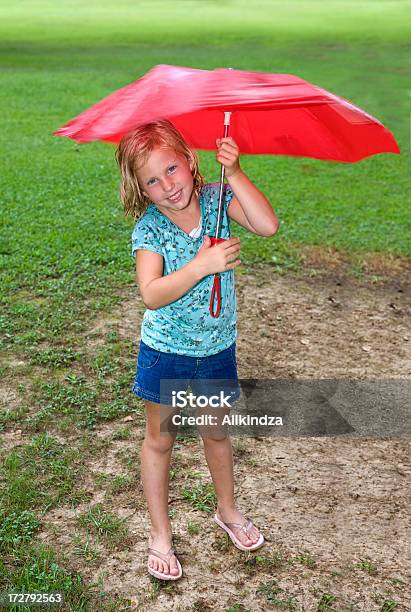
[147,546,183,581]
[214,514,265,551]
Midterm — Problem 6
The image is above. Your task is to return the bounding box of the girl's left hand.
[216,137,241,178]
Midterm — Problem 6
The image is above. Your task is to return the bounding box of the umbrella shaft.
[215,118,231,239]
[215,164,226,240]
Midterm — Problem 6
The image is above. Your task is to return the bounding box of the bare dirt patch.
[72,263,410,610]
[235,264,410,378]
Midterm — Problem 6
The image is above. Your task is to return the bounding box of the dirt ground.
[3,256,411,610]
[119,253,411,380]
[74,257,410,611]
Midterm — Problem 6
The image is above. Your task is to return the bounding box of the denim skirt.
[131,339,241,407]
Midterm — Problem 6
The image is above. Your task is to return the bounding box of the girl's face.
[137,146,195,215]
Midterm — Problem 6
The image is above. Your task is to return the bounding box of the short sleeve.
[204,182,235,210]
[131,218,163,258]
[224,184,235,209]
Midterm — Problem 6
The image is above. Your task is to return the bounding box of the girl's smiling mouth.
[167,189,183,203]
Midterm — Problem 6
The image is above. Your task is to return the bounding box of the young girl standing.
[116,120,279,581]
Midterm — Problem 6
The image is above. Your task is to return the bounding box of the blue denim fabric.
[132,339,240,406]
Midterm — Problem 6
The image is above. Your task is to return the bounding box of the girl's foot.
[148,532,180,577]
[216,507,261,548]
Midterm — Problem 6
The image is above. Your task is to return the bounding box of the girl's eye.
[168,165,177,173]
[147,178,157,186]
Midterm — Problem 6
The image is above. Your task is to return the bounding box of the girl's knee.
[144,431,176,453]
[144,402,179,439]
[200,429,228,443]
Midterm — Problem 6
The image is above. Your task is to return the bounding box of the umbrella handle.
[210,274,221,318]
[209,237,226,318]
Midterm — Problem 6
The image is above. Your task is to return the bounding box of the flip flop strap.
[224,518,254,537]
[148,546,176,563]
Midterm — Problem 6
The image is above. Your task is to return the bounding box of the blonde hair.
[116,120,205,220]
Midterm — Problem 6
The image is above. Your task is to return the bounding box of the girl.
[116,120,279,581]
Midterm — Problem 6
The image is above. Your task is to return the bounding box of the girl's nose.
[162,177,174,192]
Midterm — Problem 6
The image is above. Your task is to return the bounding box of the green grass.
[316,593,339,611]
[10,337,139,432]
[356,558,378,575]
[0,543,89,611]
[0,434,92,607]
[77,503,128,542]
[110,426,132,441]
[71,533,101,562]
[181,480,217,512]
[379,601,400,612]
[1,1,410,46]
[294,550,317,569]
[1,8,410,358]
[0,511,41,552]
[242,551,286,573]
[187,520,201,535]
[1,433,85,518]
[0,36,409,352]
[256,579,298,609]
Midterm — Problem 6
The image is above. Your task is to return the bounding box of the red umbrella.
[54,63,399,161]
[54,64,400,315]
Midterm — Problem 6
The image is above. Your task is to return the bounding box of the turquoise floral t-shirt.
[131,182,236,357]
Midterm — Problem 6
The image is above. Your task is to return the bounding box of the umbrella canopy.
[54,63,399,163]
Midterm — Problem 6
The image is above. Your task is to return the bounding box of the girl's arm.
[136,236,241,310]
[216,137,279,237]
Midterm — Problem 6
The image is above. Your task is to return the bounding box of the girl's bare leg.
[200,418,261,547]
[140,400,179,576]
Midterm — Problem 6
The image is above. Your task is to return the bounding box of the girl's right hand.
[193,235,241,277]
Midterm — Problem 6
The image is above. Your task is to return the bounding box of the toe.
[170,555,179,575]
[234,527,253,547]
[161,561,169,575]
[251,528,259,542]
[241,526,260,546]
[247,525,259,543]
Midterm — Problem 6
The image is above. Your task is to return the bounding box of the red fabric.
[54,64,399,163]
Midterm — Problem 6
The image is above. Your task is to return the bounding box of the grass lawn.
[0,1,410,608]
